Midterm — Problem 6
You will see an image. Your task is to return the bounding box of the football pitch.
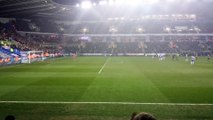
[0,56,213,120]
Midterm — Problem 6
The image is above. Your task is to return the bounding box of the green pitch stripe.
[0,101,213,106]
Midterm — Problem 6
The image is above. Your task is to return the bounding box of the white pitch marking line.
[0,101,213,106]
[98,58,110,74]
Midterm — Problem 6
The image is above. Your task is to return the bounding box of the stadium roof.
[0,0,213,21]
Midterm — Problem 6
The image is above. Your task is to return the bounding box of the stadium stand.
[1,2,213,69]
[1,19,213,59]
[0,20,63,65]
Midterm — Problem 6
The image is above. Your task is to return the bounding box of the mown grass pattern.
[0,56,213,120]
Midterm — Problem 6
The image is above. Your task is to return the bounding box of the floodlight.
[189,28,194,31]
[76,3,80,7]
[138,28,143,31]
[164,27,171,32]
[166,28,171,31]
[81,1,92,9]
[137,27,145,33]
[109,26,118,33]
[83,28,88,33]
[93,2,97,6]
[194,26,201,32]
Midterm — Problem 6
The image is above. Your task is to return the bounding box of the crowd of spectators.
[1,20,213,59]
[0,21,64,65]
[63,37,212,56]
[0,20,63,53]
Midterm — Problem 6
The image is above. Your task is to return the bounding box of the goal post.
[21,51,44,64]
[28,51,44,63]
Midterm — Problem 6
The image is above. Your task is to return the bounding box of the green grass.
[0,56,213,120]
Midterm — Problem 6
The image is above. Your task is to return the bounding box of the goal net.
[21,51,44,64]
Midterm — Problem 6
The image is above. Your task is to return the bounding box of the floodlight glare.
[164,27,171,32]
[120,17,125,20]
[93,2,97,6]
[108,0,115,5]
[81,28,89,34]
[99,0,108,5]
[149,0,159,4]
[166,28,171,31]
[81,1,92,9]
[167,0,176,2]
[138,28,143,31]
[109,26,118,33]
[128,0,141,6]
[76,3,80,7]
[114,0,141,6]
[137,27,145,33]
[186,0,195,3]
[83,28,88,32]
[115,0,123,5]
[141,0,159,4]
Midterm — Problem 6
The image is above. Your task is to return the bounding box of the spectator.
[5,115,15,120]
[130,112,157,120]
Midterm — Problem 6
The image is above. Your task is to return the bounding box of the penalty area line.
[98,58,110,74]
[0,101,213,106]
